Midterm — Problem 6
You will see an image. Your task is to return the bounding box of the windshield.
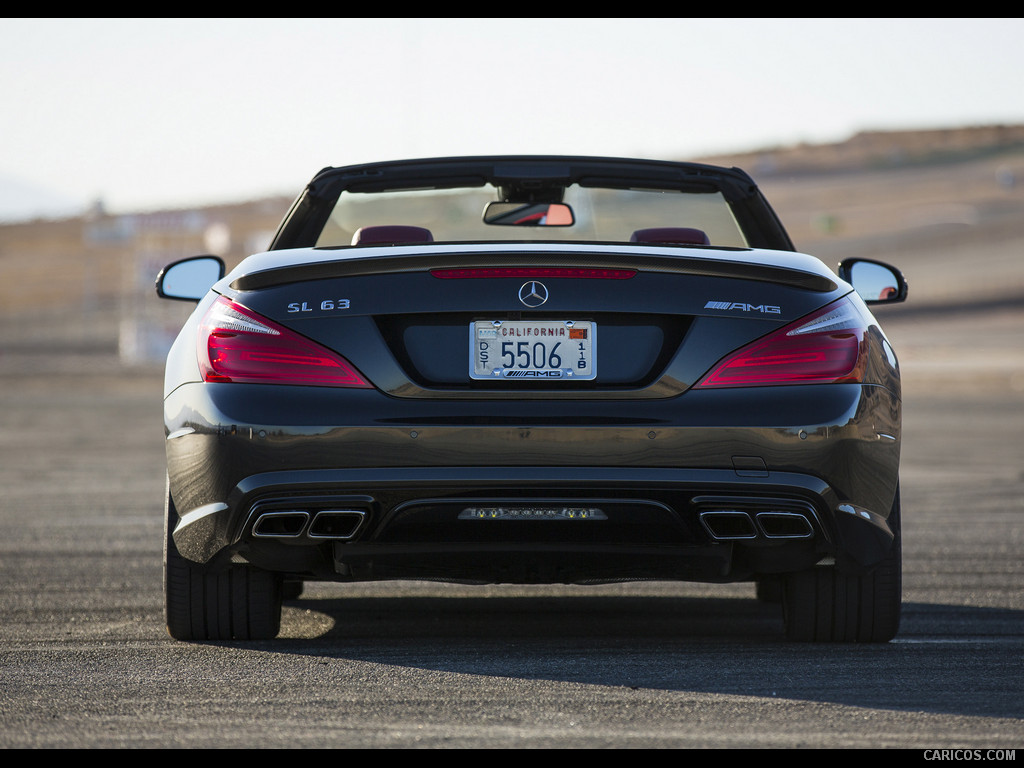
[314,184,749,248]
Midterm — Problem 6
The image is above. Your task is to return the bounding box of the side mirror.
[838,258,908,304]
[156,255,225,302]
[483,201,575,226]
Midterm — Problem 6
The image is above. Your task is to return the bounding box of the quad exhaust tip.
[755,511,814,539]
[309,510,365,539]
[699,510,758,540]
[699,509,814,541]
[252,509,365,540]
[252,511,309,538]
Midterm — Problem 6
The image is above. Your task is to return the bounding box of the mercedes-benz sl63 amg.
[156,156,908,642]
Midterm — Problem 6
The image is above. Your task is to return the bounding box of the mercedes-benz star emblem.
[518,281,549,307]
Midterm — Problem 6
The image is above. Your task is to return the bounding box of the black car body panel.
[158,156,906,642]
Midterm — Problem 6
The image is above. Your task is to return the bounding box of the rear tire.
[782,488,902,642]
[164,485,283,641]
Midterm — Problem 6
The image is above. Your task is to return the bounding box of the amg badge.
[704,300,782,314]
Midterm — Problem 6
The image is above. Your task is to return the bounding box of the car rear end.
[160,156,904,642]
[163,243,900,629]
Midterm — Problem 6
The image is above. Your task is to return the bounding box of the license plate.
[470,320,596,380]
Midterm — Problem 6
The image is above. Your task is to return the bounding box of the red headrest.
[351,225,434,245]
[629,227,710,245]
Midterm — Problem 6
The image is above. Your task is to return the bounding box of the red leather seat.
[351,225,434,245]
[629,227,710,245]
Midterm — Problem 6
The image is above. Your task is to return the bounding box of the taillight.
[695,296,869,388]
[198,296,372,388]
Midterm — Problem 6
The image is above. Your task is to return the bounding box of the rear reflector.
[431,268,635,279]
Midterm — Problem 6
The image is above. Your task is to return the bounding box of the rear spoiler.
[229,246,837,293]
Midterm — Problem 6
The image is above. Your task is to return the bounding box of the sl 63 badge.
[287,299,351,313]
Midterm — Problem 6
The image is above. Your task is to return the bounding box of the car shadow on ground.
[250,591,1024,720]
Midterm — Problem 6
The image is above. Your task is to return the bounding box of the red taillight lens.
[198,296,372,388]
[695,297,869,388]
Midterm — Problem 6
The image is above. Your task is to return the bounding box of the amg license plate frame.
[470,319,596,380]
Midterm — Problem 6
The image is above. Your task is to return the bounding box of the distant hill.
[698,124,1024,176]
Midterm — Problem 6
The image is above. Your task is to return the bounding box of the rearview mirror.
[838,258,908,304]
[156,255,225,302]
[483,202,575,226]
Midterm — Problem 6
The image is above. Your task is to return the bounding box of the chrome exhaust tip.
[308,510,366,540]
[699,510,758,540]
[252,511,309,538]
[755,511,814,539]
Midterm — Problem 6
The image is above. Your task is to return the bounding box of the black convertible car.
[156,156,907,642]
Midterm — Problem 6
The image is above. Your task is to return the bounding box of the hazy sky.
[3,17,1023,218]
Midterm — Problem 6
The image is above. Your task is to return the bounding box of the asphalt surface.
[0,303,1022,748]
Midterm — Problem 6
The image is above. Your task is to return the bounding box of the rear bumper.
[165,381,900,582]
